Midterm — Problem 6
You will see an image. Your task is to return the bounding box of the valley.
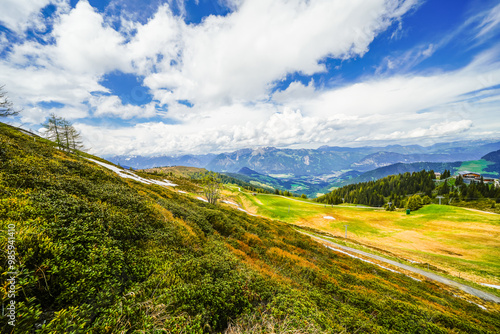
[113,143,500,198]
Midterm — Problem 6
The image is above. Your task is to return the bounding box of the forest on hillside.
[316,170,500,210]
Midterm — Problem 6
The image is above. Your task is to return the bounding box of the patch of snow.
[177,190,188,194]
[323,216,336,220]
[86,158,177,187]
[481,283,500,289]
[222,200,238,206]
[470,302,487,311]
[196,197,208,203]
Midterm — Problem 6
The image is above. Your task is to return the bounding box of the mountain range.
[110,140,500,173]
[110,140,500,197]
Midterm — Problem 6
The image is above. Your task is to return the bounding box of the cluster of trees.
[443,177,500,204]
[42,114,84,152]
[440,169,452,179]
[273,188,306,198]
[316,170,436,208]
[317,168,500,211]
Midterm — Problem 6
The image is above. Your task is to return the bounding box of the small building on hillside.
[434,172,441,179]
[458,171,481,179]
[483,178,500,187]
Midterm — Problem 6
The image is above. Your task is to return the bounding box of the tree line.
[316,169,500,210]
[316,170,436,208]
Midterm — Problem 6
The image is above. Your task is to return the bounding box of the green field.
[226,188,500,287]
[457,159,498,175]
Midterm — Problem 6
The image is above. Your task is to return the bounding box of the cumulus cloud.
[90,95,157,119]
[357,120,473,141]
[145,0,421,106]
[78,107,353,156]
[0,0,54,34]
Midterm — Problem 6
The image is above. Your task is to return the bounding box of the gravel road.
[300,232,500,304]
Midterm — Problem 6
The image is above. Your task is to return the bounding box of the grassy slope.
[457,159,499,176]
[141,166,208,177]
[230,190,500,288]
[1,122,500,333]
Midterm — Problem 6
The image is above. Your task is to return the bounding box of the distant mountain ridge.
[482,149,500,163]
[341,162,464,185]
[109,140,500,176]
[351,151,465,172]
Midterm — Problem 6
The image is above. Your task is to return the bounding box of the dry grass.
[229,188,500,286]
[225,312,322,334]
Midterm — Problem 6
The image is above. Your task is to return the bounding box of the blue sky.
[1,0,500,157]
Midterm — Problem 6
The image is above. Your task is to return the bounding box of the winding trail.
[300,231,500,304]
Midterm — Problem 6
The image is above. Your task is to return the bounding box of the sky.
[1,0,500,157]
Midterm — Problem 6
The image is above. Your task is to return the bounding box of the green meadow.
[457,159,498,175]
[228,189,500,287]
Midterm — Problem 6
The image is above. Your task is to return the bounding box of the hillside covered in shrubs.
[1,122,499,333]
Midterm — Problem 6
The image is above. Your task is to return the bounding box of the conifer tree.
[42,114,85,152]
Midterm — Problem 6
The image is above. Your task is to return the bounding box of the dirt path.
[300,231,500,304]
[462,208,499,215]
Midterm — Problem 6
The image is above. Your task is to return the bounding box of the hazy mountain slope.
[223,167,284,190]
[481,149,500,176]
[351,151,467,172]
[343,161,463,185]
[108,140,500,176]
[483,149,500,163]
[2,122,499,332]
[205,147,365,175]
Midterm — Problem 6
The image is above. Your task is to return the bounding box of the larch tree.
[43,114,85,152]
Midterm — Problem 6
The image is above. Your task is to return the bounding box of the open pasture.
[228,189,500,287]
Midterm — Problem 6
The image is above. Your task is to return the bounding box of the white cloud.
[125,5,183,76]
[145,0,421,105]
[477,3,500,37]
[78,107,352,156]
[2,0,500,156]
[375,43,435,74]
[50,1,128,74]
[90,95,157,119]
[357,120,473,141]
[280,48,500,119]
[0,0,53,34]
